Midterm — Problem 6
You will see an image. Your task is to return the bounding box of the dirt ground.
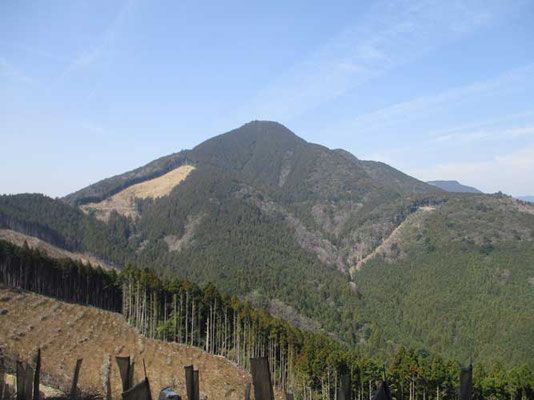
[0,286,250,400]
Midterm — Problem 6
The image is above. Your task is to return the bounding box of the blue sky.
[1,0,533,197]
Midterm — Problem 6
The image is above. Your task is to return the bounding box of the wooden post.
[184,366,194,400]
[244,383,251,400]
[193,370,199,400]
[130,361,136,389]
[0,353,5,400]
[122,378,152,400]
[116,356,132,392]
[23,364,34,400]
[459,366,473,400]
[33,349,41,400]
[16,361,25,400]
[338,375,350,400]
[70,359,83,400]
[105,355,112,400]
[371,381,392,400]
[250,357,274,400]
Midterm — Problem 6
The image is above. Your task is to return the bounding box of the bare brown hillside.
[81,165,195,220]
[0,229,114,270]
[0,286,249,400]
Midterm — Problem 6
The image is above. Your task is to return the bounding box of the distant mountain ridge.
[427,180,483,193]
[517,195,534,203]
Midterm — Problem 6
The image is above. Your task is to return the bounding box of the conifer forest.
[1,240,533,400]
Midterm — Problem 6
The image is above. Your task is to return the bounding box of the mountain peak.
[242,120,288,128]
[233,120,303,141]
[193,120,305,157]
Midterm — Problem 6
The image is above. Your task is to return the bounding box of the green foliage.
[355,236,534,369]
[3,239,534,400]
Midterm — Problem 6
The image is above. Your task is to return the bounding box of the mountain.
[427,180,483,193]
[1,120,533,369]
[517,195,534,203]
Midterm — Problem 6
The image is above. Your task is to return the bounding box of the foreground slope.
[0,286,249,400]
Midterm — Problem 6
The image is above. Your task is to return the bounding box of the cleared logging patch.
[0,287,249,400]
[0,229,114,270]
[81,165,195,220]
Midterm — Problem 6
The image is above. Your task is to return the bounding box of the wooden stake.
[70,359,83,400]
[33,349,41,400]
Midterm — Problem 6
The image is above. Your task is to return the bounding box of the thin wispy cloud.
[360,107,534,195]
[0,39,67,64]
[59,0,136,80]
[364,120,534,160]
[232,0,518,123]
[333,64,534,135]
[433,124,534,144]
[0,58,33,85]
[428,110,534,142]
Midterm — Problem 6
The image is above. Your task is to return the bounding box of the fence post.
[16,361,24,400]
[338,374,350,400]
[244,383,251,400]
[116,356,132,392]
[184,366,194,400]
[193,370,199,400]
[0,353,5,400]
[70,359,83,400]
[105,355,112,400]
[23,365,33,400]
[33,349,41,400]
[250,357,274,400]
[459,366,473,400]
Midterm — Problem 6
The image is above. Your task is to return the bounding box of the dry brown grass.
[0,286,249,400]
[82,165,195,221]
[0,230,114,270]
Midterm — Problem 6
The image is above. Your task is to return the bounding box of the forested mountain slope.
[355,194,534,367]
[1,121,533,369]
